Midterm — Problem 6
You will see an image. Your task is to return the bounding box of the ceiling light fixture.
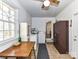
[44,0,50,7]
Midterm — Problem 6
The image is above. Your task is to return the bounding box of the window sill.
[0,37,18,47]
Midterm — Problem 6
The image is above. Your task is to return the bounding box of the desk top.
[0,42,35,57]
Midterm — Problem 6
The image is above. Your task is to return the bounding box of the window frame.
[0,1,16,41]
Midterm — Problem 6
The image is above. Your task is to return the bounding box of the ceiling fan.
[42,0,60,10]
[35,0,60,10]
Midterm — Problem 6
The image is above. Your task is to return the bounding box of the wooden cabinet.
[53,21,69,54]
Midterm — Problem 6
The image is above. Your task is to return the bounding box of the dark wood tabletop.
[0,42,35,58]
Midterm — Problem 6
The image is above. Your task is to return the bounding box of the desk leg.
[5,57,7,59]
[16,57,18,59]
[33,48,36,59]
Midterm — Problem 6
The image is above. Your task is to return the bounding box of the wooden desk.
[0,42,35,59]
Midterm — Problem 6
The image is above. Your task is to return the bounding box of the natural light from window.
[0,0,15,41]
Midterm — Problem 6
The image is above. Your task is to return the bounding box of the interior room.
[0,0,78,59]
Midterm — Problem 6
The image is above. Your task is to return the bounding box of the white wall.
[0,0,31,59]
[32,17,56,43]
[6,0,32,24]
[56,0,78,58]
[7,0,32,40]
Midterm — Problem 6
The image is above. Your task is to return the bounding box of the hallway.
[0,0,78,59]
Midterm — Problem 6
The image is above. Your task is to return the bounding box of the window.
[0,0,15,41]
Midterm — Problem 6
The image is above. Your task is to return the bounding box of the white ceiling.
[18,0,73,17]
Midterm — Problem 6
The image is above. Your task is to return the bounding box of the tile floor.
[46,43,72,59]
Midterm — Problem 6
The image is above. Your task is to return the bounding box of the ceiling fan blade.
[41,4,45,8]
[41,4,49,10]
[49,0,60,6]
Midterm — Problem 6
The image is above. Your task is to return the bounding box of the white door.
[20,23,28,41]
[72,13,78,59]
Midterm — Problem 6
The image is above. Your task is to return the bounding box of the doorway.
[20,23,28,41]
[45,21,52,43]
[46,21,51,38]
